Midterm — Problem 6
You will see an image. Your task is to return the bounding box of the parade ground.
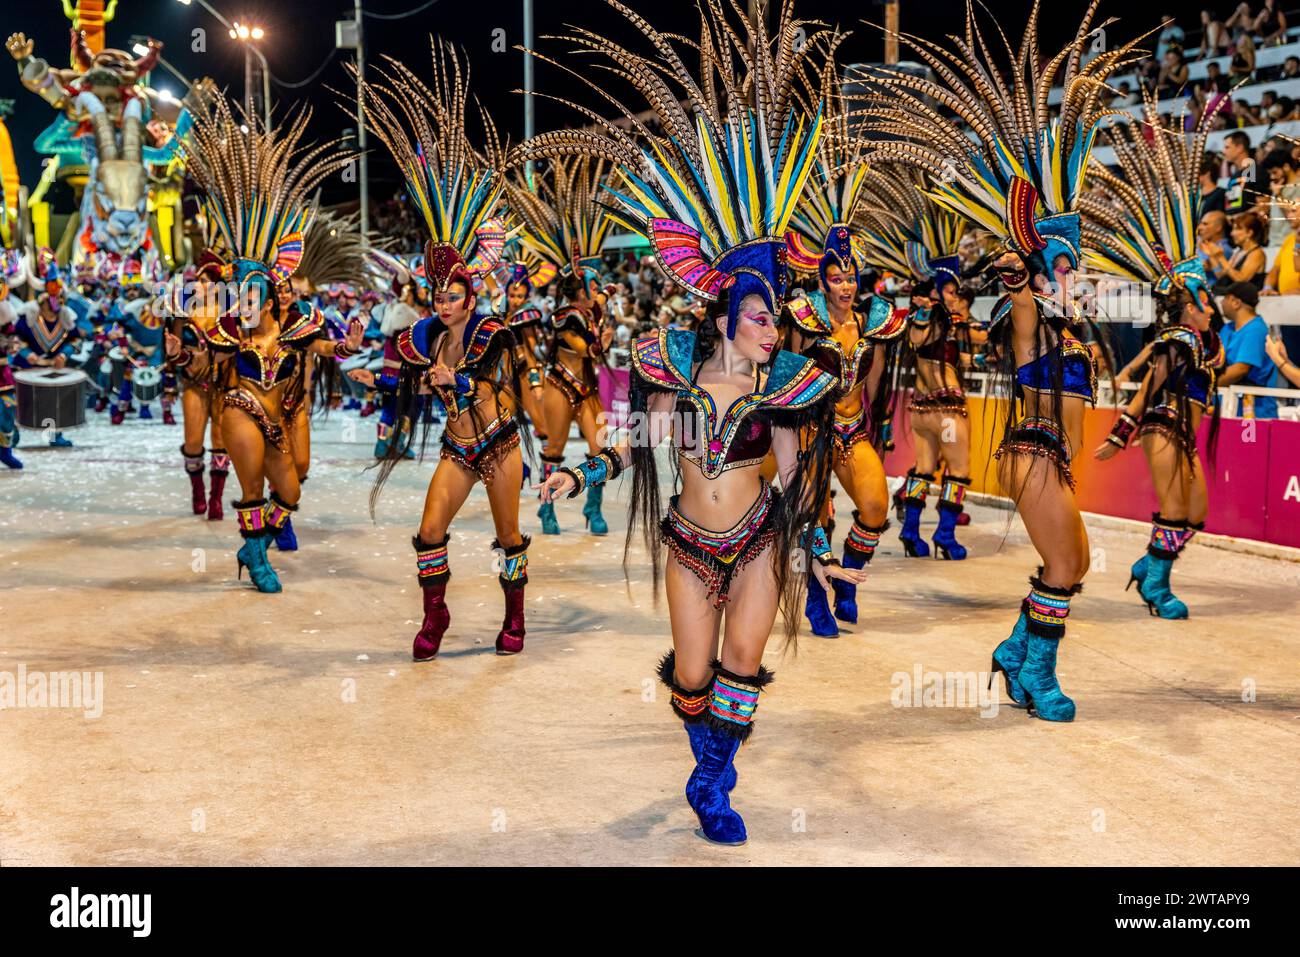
[2,417,1297,866]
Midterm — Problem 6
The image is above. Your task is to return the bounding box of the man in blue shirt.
[1218,281,1279,418]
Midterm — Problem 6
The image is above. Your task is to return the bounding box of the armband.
[560,447,625,498]
[1106,412,1139,449]
[334,341,359,359]
[996,263,1029,291]
[173,348,194,369]
[802,524,840,568]
[527,366,543,389]
[453,372,474,395]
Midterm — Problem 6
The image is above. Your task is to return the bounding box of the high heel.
[931,478,969,560]
[803,572,839,637]
[898,473,932,558]
[989,612,1030,708]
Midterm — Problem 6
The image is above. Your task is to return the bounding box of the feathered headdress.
[785,30,871,283]
[1079,94,1212,304]
[856,163,967,290]
[352,38,505,296]
[293,207,384,292]
[510,0,825,337]
[504,156,614,291]
[856,0,1146,273]
[181,94,352,309]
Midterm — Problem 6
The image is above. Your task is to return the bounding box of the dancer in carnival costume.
[356,41,533,658]
[504,158,615,536]
[166,96,360,593]
[528,0,864,844]
[169,251,231,520]
[272,207,376,551]
[782,34,906,636]
[860,1,1144,720]
[1083,96,1224,620]
[858,164,974,562]
[492,244,557,484]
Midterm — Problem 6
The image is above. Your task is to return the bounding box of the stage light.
[236,24,250,40]
[251,27,264,40]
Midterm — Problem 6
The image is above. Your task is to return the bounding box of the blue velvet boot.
[686,665,773,846]
[658,652,735,791]
[49,432,73,447]
[898,470,932,558]
[0,446,21,469]
[273,516,299,552]
[583,484,608,535]
[804,572,839,637]
[1017,576,1080,722]
[989,612,1030,708]
[1137,516,1189,619]
[538,454,564,534]
[234,500,282,594]
[832,513,884,623]
[931,476,970,560]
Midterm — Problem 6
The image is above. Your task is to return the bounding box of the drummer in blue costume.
[8,256,82,447]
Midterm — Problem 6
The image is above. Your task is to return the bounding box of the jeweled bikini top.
[631,328,836,479]
[786,292,905,391]
[206,301,324,391]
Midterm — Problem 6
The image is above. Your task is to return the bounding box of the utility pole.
[884,0,899,65]
[524,0,534,186]
[355,0,369,241]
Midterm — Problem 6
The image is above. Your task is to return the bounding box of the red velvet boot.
[412,536,451,661]
[207,448,229,521]
[183,445,207,515]
[493,537,529,655]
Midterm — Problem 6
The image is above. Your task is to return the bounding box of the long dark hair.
[623,287,837,646]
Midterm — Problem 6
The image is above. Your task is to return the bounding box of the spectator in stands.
[1256,0,1288,46]
[1225,2,1256,34]
[1199,158,1228,217]
[1231,97,1261,127]
[1229,28,1257,83]
[1197,60,1232,102]
[1222,130,1259,212]
[1157,45,1190,98]
[1282,55,1300,79]
[1261,203,1300,362]
[1264,335,1300,386]
[1113,78,1139,107]
[1198,210,1235,286]
[1259,148,1300,242]
[1218,281,1280,417]
[1155,13,1186,61]
[1210,211,1270,290]
[1200,9,1232,59]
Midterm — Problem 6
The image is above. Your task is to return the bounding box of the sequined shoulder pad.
[1152,324,1204,367]
[279,301,325,345]
[509,305,544,328]
[205,314,242,350]
[459,313,512,368]
[631,328,693,392]
[761,349,838,411]
[395,316,447,366]
[864,297,907,341]
[786,294,831,335]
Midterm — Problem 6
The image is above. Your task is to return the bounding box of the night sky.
[1,0,1179,206]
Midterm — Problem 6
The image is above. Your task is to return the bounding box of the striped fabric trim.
[210,450,231,473]
[904,472,931,501]
[1149,519,1185,556]
[845,520,883,557]
[1024,587,1071,634]
[416,541,450,583]
[499,548,528,584]
[709,673,762,728]
[236,506,265,535]
[672,686,709,719]
[940,477,969,507]
[263,500,293,531]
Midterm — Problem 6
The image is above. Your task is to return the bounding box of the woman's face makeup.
[507,283,528,312]
[724,293,779,364]
[822,263,858,310]
[434,283,473,322]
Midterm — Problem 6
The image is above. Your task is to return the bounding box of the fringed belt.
[440,414,520,483]
[662,482,779,608]
[222,387,288,452]
[994,416,1074,490]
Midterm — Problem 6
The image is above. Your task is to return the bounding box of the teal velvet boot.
[990,612,1030,708]
[1017,576,1080,722]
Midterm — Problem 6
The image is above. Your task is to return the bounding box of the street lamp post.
[174,0,270,130]
[354,0,368,241]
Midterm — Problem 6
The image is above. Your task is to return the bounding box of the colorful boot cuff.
[1022,573,1081,639]
[1148,514,1188,559]
[904,469,934,502]
[706,663,775,742]
[493,535,530,588]
[263,492,299,531]
[234,499,268,538]
[938,475,971,513]
[658,650,712,723]
[413,535,451,587]
[844,512,888,561]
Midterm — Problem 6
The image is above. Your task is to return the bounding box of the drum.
[108,347,128,392]
[13,368,88,430]
[132,366,162,402]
